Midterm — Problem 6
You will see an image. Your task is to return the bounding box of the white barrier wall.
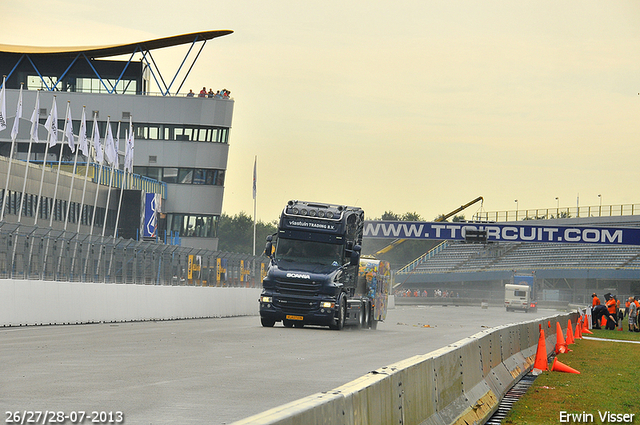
[0,279,262,326]
[233,312,577,425]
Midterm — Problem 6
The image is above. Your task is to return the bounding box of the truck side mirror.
[350,244,361,266]
[264,235,273,257]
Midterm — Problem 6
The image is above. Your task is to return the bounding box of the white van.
[504,284,537,312]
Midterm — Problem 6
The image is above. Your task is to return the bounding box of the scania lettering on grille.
[286,273,311,279]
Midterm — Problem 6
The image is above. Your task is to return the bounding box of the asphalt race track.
[1,305,557,424]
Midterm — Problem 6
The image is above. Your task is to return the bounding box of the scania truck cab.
[259,200,387,330]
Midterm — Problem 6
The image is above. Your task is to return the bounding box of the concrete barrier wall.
[0,279,261,326]
[233,312,579,425]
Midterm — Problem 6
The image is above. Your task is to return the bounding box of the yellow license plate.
[286,315,303,321]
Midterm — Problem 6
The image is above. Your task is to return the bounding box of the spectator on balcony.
[186,89,195,97]
[199,87,207,97]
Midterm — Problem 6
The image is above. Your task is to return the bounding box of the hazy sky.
[2,1,639,222]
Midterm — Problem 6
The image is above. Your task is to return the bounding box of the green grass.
[502,317,640,424]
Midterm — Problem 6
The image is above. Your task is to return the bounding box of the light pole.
[598,194,602,216]
[555,197,559,218]
[514,199,518,221]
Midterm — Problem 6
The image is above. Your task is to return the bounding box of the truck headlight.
[320,301,335,309]
[260,296,273,303]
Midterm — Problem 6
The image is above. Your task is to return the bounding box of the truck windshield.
[275,238,343,266]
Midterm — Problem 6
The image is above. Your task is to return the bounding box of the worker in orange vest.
[592,293,601,306]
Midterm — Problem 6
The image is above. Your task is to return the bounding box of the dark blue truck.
[259,200,389,330]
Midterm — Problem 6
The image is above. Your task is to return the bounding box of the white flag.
[253,156,257,200]
[44,97,58,147]
[10,84,23,140]
[65,104,75,152]
[124,116,134,172]
[114,121,121,169]
[30,90,40,142]
[0,77,6,131]
[92,112,103,164]
[78,107,88,156]
[104,119,117,166]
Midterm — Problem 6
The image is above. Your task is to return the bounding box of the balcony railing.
[472,204,640,222]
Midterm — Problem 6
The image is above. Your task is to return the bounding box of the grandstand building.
[396,215,640,305]
[0,30,233,251]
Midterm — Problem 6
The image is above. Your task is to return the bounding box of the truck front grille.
[275,280,322,296]
[274,296,317,313]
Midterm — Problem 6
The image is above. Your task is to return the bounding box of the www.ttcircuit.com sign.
[363,221,640,246]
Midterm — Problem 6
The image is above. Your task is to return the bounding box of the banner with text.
[363,221,640,246]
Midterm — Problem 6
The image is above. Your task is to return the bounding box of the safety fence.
[232,312,577,425]
[0,222,269,287]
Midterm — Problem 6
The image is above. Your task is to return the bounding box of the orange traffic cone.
[582,315,593,334]
[555,322,567,354]
[566,320,575,345]
[601,316,607,328]
[533,325,548,374]
[551,357,580,374]
[548,320,551,328]
[574,318,582,340]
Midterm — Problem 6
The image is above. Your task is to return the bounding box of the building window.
[134,124,229,143]
[178,169,193,184]
[134,166,225,186]
[193,169,206,185]
[166,213,218,238]
[162,168,178,183]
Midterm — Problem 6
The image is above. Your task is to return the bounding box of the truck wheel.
[366,303,373,329]
[330,294,346,330]
[261,317,275,327]
[356,303,365,329]
[370,319,378,330]
[361,302,369,330]
[283,320,294,328]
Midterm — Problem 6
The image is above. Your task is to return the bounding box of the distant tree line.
[216,212,277,255]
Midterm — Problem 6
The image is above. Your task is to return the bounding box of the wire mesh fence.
[0,222,269,287]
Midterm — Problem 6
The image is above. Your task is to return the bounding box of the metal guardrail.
[0,222,269,287]
[474,204,640,222]
[233,312,577,425]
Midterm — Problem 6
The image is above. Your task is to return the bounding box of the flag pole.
[1,81,22,222]
[34,95,57,226]
[85,113,103,279]
[97,118,117,282]
[44,100,70,279]
[101,118,117,238]
[18,89,39,223]
[58,106,80,280]
[75,107,91,233]
[69,107,90,277]
[114,122,126,240]
[252,156,257,256]
[63,107,81,231]
[48,101,71,228]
